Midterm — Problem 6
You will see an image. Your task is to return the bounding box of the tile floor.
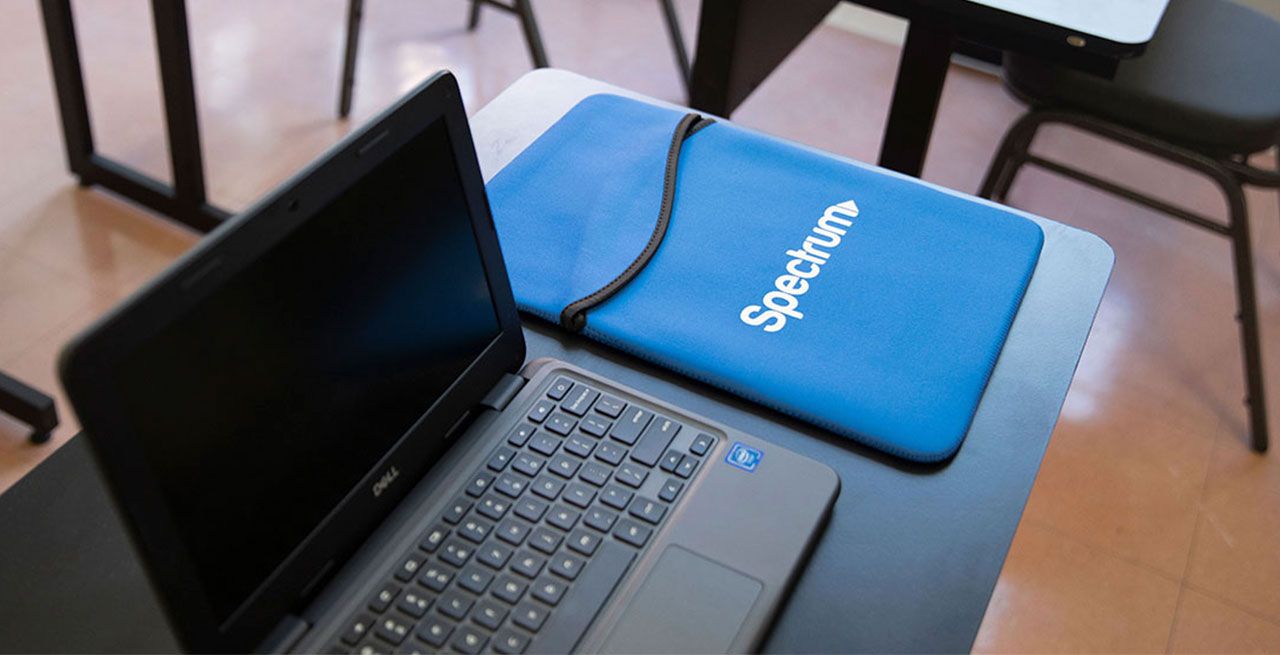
[1,1,1277,651]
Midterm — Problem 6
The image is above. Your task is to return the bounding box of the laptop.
[59,72,839,655]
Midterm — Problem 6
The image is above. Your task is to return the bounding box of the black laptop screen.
[113,118,500,622]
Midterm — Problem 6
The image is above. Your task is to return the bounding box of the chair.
[979,0,1280,453]
[338,0,693,118]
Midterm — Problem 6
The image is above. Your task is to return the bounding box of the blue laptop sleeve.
[486,94,1043,462]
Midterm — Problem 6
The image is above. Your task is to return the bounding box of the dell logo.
[372,466,400,498]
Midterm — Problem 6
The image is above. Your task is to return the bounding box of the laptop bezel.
[58,72,526,652]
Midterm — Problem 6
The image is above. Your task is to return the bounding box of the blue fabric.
[487,94,1043,462]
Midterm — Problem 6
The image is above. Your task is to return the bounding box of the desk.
[689,0,1170,177]
[0,70,1113,653]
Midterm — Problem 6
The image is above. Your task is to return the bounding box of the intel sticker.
[725,442,763,472]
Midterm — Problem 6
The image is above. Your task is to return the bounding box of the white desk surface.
[970,0,1170,44]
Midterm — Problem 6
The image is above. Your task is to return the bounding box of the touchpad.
[602,545,762,654]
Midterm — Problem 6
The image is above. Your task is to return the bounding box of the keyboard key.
[528,527,562,554]
[511,551,546,578]
[583,507,618,533]
[658,478,684,502]
[659,449,683,473]
[610,407,653,445]
[615,462,648,488]
[492,574,527,604]
[675,455,699,479]
[579,415,611,438]
[564,434,595,458]
[513,602,549,632]
[563,482,596,508]
[690,432,715,456]
[495,474,527,499]
[594,442,627,466]
[438,590,474,620]
[440,540,473,567]
[340,613,374,645]
[464,472,494,497]
[477,496,511,520]
[458,565,494,594]
[514,496,549,523]
[550,553,586,581]
[368,582,400,613]
[561,386,600,417]
[578,461,611,487]
[416,616,454,648]
[354,644,386,655]
[373,616,411,646]
[451,625,488,654]
[493,628,530,654]
[396,590,432,618]
[394,553,425,581]
[549,454,582,479]
[417,564,453,591]
[442,498,472,524]
[512,452,545,477]
[527,399,555,424]
[544,412,577,436]
[594,395,627,418]
[547,505,581,531]
[631,416,682,467]
[507,424,536,447]
[531,476,564,500]
[567,528,602,556]
[613,518,652,547]
[487,447,515,472]
[457,518,492,544]
[526,543,635,654]
[546,376,574,400]
[497,519,530,546]
[477,542,513,570]
[600,485,633,510]
[532,577,567,605]
[528,434,560,457]
[628,496,667,524]
[473,598,509,630]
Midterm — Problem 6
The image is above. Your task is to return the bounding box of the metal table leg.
[0,372,59,445]
[877,18,957,176]
[39,0,230,234]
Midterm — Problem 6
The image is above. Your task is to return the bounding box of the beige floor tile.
[0,247,94,363]
[1022,391,1214,577]
[973,522,1181,653]
[1170,587,1280,654]
[1185,434,1280,624]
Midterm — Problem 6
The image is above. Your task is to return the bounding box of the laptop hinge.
[479,372,527,412]
[258,614,308,654]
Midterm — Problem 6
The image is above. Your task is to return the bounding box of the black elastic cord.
[559,113,713,332]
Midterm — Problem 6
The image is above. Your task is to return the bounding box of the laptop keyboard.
[330,374,718,655]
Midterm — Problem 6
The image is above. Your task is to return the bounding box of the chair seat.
[1005,0,1280,155]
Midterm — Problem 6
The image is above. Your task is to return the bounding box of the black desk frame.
[39,0,231,235]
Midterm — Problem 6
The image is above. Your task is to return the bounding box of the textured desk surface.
[0,70,1113,654]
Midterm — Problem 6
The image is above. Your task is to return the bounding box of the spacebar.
[529,542,635,653]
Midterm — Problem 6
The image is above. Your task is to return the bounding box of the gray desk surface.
[0,70,1113,654]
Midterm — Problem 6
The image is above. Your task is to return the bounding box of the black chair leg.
[657,0,691,96]
[338,0,364,119]
[978,110,1045,202]
[1219,175,1271,452]
[467,0,483,30]
[513,0,549,68]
